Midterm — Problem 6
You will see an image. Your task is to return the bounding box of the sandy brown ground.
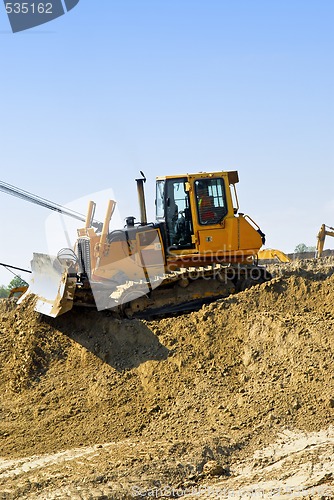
[0,258,333,498]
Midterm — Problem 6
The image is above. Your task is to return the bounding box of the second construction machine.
[316,224,334,258]
[21,170,271,318]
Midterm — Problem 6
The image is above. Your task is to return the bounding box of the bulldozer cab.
[156,172,235,252]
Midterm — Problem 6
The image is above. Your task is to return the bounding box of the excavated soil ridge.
[0,258,333,498]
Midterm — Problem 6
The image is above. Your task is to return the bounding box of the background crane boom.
[0,179,102,228]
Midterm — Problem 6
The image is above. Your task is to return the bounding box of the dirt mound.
[0,258,333,497]
[0,297,69,392]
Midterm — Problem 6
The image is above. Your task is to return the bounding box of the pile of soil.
[0,258,333,498]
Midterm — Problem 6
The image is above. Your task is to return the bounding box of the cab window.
[165,179,193,248]
[156,180,165,220]
[195,178,227,225]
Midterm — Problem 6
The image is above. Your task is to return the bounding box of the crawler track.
[73,264,272,318]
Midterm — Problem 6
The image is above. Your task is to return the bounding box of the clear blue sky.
[0,0,333,285]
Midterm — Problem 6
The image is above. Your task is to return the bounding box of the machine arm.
[316,224,334,258]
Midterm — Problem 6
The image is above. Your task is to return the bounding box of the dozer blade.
[17,253,77,317]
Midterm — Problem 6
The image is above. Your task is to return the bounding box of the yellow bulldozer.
[18,170,271,318]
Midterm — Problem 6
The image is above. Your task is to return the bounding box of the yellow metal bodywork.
[80,171,264,279]
[8,286,28,298]
[257,248,291,263]
[74,171,265,283]
[79,227,164,283]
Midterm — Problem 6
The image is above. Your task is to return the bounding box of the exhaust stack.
[136,171,147,225]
